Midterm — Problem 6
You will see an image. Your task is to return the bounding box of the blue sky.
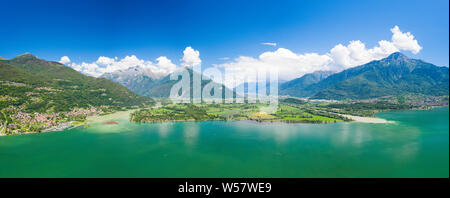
[1,0,448,77]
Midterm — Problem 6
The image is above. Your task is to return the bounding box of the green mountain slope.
[280,52,449,99]
[1,53,152,113]
[279,71,334,97]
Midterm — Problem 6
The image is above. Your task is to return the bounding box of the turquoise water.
[0,107,448,178]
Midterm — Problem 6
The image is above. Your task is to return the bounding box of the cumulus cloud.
[261,42,277,46]
[66,55,177,78]
[216,26,422,86]
[60,26,422,86]
[181,46,201,67]
[59,56,71,64]
[217,49,333,84]
[64,47,198,78]
[153,56,177,76]
[390,26,422,54]
[96,56,116,66]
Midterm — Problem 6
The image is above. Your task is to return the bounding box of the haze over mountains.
[100,66,163,96]
[101,67,233,98]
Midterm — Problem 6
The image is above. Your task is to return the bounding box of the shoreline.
[85,109,135,124]
[131,110,395,124]
[6,106,442,136]
[131,115,392,124]
[0,110,137,136]
[339,114,395,124]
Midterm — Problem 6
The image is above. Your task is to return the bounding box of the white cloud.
[59,56,71,64]
[261,42,277,47]
[217,49,333,83]
[61,26,422,85]
[153,56,177,76]
[68,55,178,78]
[181,46,201,67]
[96,56,116,66]
[66,47,201,78]
[390,25,422,54]
[77,62,101,77]
[216,26,422,86]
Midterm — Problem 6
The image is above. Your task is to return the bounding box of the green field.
[131,102,349,123]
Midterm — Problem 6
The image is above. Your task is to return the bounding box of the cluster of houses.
[3,107,105,135]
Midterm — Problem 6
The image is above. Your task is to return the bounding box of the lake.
[0,107,448,178]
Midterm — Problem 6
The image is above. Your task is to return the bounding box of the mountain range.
[103,52,448,100]
[279,70,335,97]
[101,66,234,98]
[2,52,447,112]
[0,53,152,113]
[279,52,449,99]
[100,66,163,97]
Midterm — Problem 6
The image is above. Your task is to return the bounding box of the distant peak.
[312,70,335,75]
[12,52,39,60]
[385,52,409,62]
[0,56,7,60]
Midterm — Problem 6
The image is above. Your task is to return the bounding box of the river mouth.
[0,107,448,178]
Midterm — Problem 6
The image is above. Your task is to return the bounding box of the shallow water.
[0,107,448,178]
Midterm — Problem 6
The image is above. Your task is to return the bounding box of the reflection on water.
[332,122,350,146]
[338,123,371,147]
[396,142,420,161]
[230,121,322,144]
[0,108,447,178]
[157,122,173,138]
[353,125,365,147]
[271,123,316,144]
[183,122,199,146]
[383,125,422,161]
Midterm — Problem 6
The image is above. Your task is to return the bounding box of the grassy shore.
[130,103,349,124]
[128,98,415,124]
[1,99,415,136]
[86,110,134,124]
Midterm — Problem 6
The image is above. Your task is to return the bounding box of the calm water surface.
[0,107,448,178]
